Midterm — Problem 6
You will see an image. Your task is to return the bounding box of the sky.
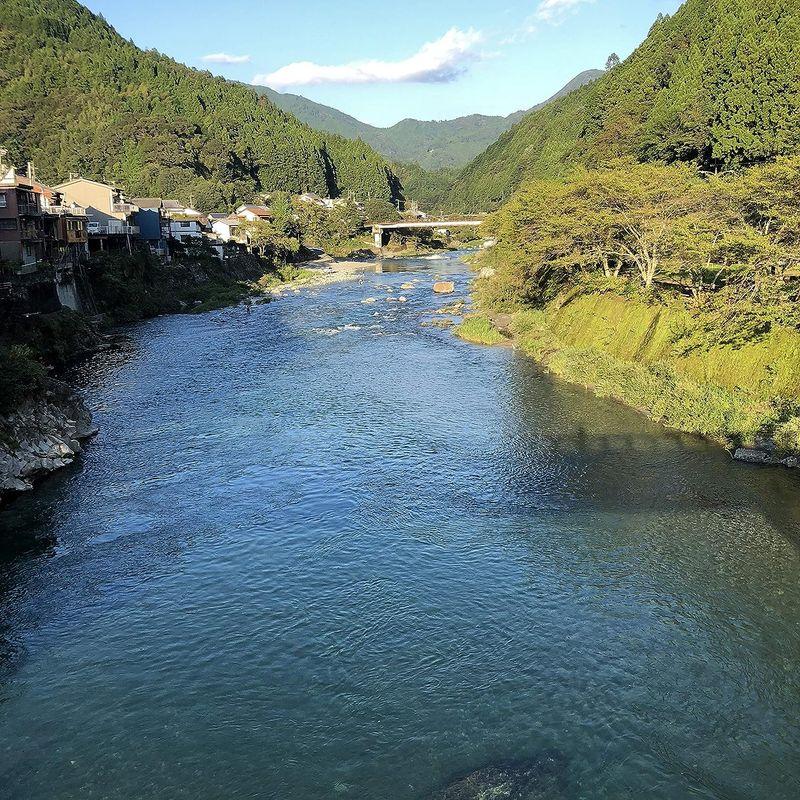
[82,0,684,127]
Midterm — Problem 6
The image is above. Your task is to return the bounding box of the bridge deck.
[371,219,483,231]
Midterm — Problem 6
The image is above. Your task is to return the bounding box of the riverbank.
[0,379,97,500]
[456,289,800,469]
[0,250,345,504]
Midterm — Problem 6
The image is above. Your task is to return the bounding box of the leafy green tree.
[479,157,800,308]
[328,200,366,244]
[363,198,400,222]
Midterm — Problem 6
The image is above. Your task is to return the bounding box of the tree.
[328,200,366,244]
[363,198,400,223]
[239,218,300,263]
[605,53,621,70]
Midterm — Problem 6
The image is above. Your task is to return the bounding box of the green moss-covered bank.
[470,290,800,459]
[455,316,510,346]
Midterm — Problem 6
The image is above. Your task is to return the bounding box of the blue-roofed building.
[131,198,170,259]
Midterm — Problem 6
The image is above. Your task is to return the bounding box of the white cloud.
[252,28,484,88]
[533,0,594,23]
[501,22,539,44]
[201,52,251,64]
[503,0,594,42]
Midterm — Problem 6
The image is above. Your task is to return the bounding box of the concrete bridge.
[371,218,484,248]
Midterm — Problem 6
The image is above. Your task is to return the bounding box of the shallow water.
[1,253,799,800]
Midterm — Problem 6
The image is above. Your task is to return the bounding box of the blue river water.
[1,253,799,800]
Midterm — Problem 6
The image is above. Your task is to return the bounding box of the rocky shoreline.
[0,379,97,505]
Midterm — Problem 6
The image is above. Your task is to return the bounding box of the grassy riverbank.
[465,150,800,462]
[454,316,510,346]
[461,285,800,457]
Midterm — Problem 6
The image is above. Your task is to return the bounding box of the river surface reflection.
[1,253,799,800]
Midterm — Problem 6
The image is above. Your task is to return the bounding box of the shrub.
[774,417,800,455]
[0,345,47,414]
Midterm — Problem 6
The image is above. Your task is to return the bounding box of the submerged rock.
[734,448,798,468]
[430,752,569,800]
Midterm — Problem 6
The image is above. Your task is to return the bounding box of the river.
[1,253,799,800]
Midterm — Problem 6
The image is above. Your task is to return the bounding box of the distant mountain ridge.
[254,70,604,170]
[445,0,800,212]
[0,0,400,210]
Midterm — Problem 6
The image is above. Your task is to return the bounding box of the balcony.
[20,226,44,241]
[17,201,42,216]
[47,205,87,217]
[14,261,41,275]
[88,224,140,236]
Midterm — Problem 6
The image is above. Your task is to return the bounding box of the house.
[131,198,170,258]
[211,215,244,244]
[162,200,202,218]
[0,150,87,311]
[169,216,204,243]
[44,190,89,266]
[298,192,329,208]
[53,176,139,252]
[235,204,273,223]
[0,155,49,270]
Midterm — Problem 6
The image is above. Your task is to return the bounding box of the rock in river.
[0,379,96,504]
[429,753,569,800]
[433,281,455,294]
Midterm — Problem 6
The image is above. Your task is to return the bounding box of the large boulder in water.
[430,753,569,800]
[433,281,455,294]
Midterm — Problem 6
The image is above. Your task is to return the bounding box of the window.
[0,192,7,208]
[180,221,191,228]
[0,219,17,230]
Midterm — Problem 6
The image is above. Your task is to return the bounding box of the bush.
[363,198,400,222]
[774,417,800,454]
[0,345,47,414]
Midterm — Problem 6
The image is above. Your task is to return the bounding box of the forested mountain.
[256,71,602,170]
[447,0,800,211]
[465,0,800,455]
[0,0,399,210]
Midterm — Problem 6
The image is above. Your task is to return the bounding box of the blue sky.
[82,0,683,127]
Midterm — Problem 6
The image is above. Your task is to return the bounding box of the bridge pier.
[372,227,389,249]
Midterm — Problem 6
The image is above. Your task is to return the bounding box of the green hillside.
[467,0,800,455]
[448,0,800,211]
[0,0,399,209]
[256,70,602,170]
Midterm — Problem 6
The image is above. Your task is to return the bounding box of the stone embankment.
[733,447,799,468]
[0,381,96,504]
